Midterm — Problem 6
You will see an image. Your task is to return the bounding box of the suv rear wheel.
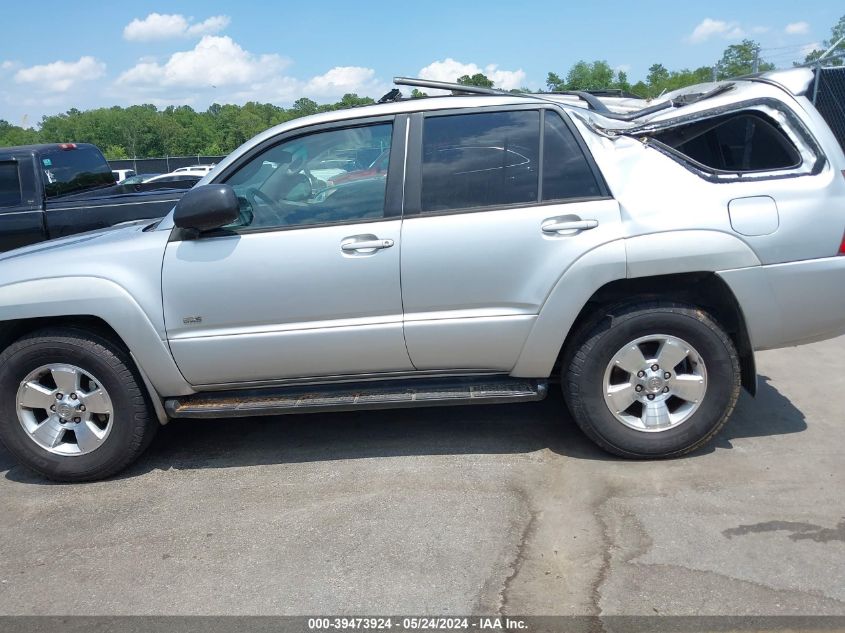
[564,302,741,458]
[0,328,157,481]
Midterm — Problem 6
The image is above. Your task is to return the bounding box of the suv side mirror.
[173,184,240,232]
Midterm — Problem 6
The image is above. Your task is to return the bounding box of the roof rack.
[392,76,674,122]
[581,88,644,99]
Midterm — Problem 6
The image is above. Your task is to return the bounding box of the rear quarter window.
[651,112,801,172]
[542,111,602,200]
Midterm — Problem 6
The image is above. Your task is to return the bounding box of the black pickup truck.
[0,143,192,253]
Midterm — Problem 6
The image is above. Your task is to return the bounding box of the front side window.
[421,111,540,212]
[225,123,393,230]
[0,162,22,207]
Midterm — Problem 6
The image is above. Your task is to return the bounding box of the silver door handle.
[341,238,394,252]
[541,219,599,234]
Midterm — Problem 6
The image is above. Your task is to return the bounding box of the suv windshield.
[40,147,115,198]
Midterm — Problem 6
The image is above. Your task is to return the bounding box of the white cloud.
[785,21,810,35]
[614,64,632,74]
[418,58,526,90]
[751,26,770,34]
[688,18,746,43]
[14,56,105,93]
[1,60,17,71]
[186,16,230,38]
[800,42,822,57]
[117,35,289,89]
[304,66,386,97]
[123,13,230,41]
[113,35,383,108]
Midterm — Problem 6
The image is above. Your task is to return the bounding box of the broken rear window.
[651,112,801,173]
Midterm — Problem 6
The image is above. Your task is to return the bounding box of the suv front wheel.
[0,328,157,481]
[564,302,741,458]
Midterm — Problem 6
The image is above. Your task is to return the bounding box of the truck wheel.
[0,328,157,482]
[563,302,741,458]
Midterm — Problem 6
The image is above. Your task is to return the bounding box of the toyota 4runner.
[0,68,843,481]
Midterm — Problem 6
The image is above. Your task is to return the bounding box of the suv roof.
[200,68,819,188]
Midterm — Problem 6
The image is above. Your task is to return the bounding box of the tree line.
[1,14,841,159]
[0,94,376,159]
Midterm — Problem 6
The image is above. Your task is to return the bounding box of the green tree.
[646,64,670,92]
[630,81,649,98]
[717,39,774,79]
[0,120,40,146]
[291,98,319,117]
[547,61,620,91]
[567,60,614,90]
[804,14,845,65]
[102,144,129,160]
[546,72,564,91]
[335,93,376,108]
[410,88,428,99]
[615,70,631,92]
[457,73,494,88]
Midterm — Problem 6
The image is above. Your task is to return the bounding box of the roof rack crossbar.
[552,91,611,114]
[393,76,502,96]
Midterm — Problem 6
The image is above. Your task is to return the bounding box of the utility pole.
[752,45,760,73]
[712,65,718,82]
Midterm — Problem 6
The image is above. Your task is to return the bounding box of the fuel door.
[728,196,779,237]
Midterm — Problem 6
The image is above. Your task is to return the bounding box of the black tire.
[0,327,157,482]
[563,302,741,458]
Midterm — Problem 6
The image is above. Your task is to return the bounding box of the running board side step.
[165,377,548,419]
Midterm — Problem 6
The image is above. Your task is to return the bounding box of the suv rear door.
[400,106,622,371]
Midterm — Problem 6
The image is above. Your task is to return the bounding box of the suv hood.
[0,219,156,264]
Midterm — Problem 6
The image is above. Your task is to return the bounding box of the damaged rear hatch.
[567,68,827,182]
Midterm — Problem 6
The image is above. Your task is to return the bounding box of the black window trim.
[402,103,611,219]
[179,114,407,241]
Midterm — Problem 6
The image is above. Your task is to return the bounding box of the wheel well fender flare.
[0,277,192,397]
[512,232,759,394]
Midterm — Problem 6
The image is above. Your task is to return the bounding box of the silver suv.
[1,68,843,481]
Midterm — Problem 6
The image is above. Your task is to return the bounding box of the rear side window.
[652,112,801,172]
[543,112,602,201]
[422,111,540,212]
[0,161,22,207]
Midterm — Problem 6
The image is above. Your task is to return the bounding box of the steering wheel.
[246,187,290,225]
[249,187,278,208]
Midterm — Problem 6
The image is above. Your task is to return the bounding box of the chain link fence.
[108,155,226,175]
[813,66,845,152]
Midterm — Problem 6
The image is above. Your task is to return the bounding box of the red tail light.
[839,231,845,255]
[58,143,76,150]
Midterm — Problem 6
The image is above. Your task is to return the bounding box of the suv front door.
[400,107,622,371]
[161,116,414,386]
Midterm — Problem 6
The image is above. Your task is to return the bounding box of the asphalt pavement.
[0,337,843,617]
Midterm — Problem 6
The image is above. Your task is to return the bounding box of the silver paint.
[0,68,843,412]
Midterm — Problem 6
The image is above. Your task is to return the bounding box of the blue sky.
[0,0,840,126]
